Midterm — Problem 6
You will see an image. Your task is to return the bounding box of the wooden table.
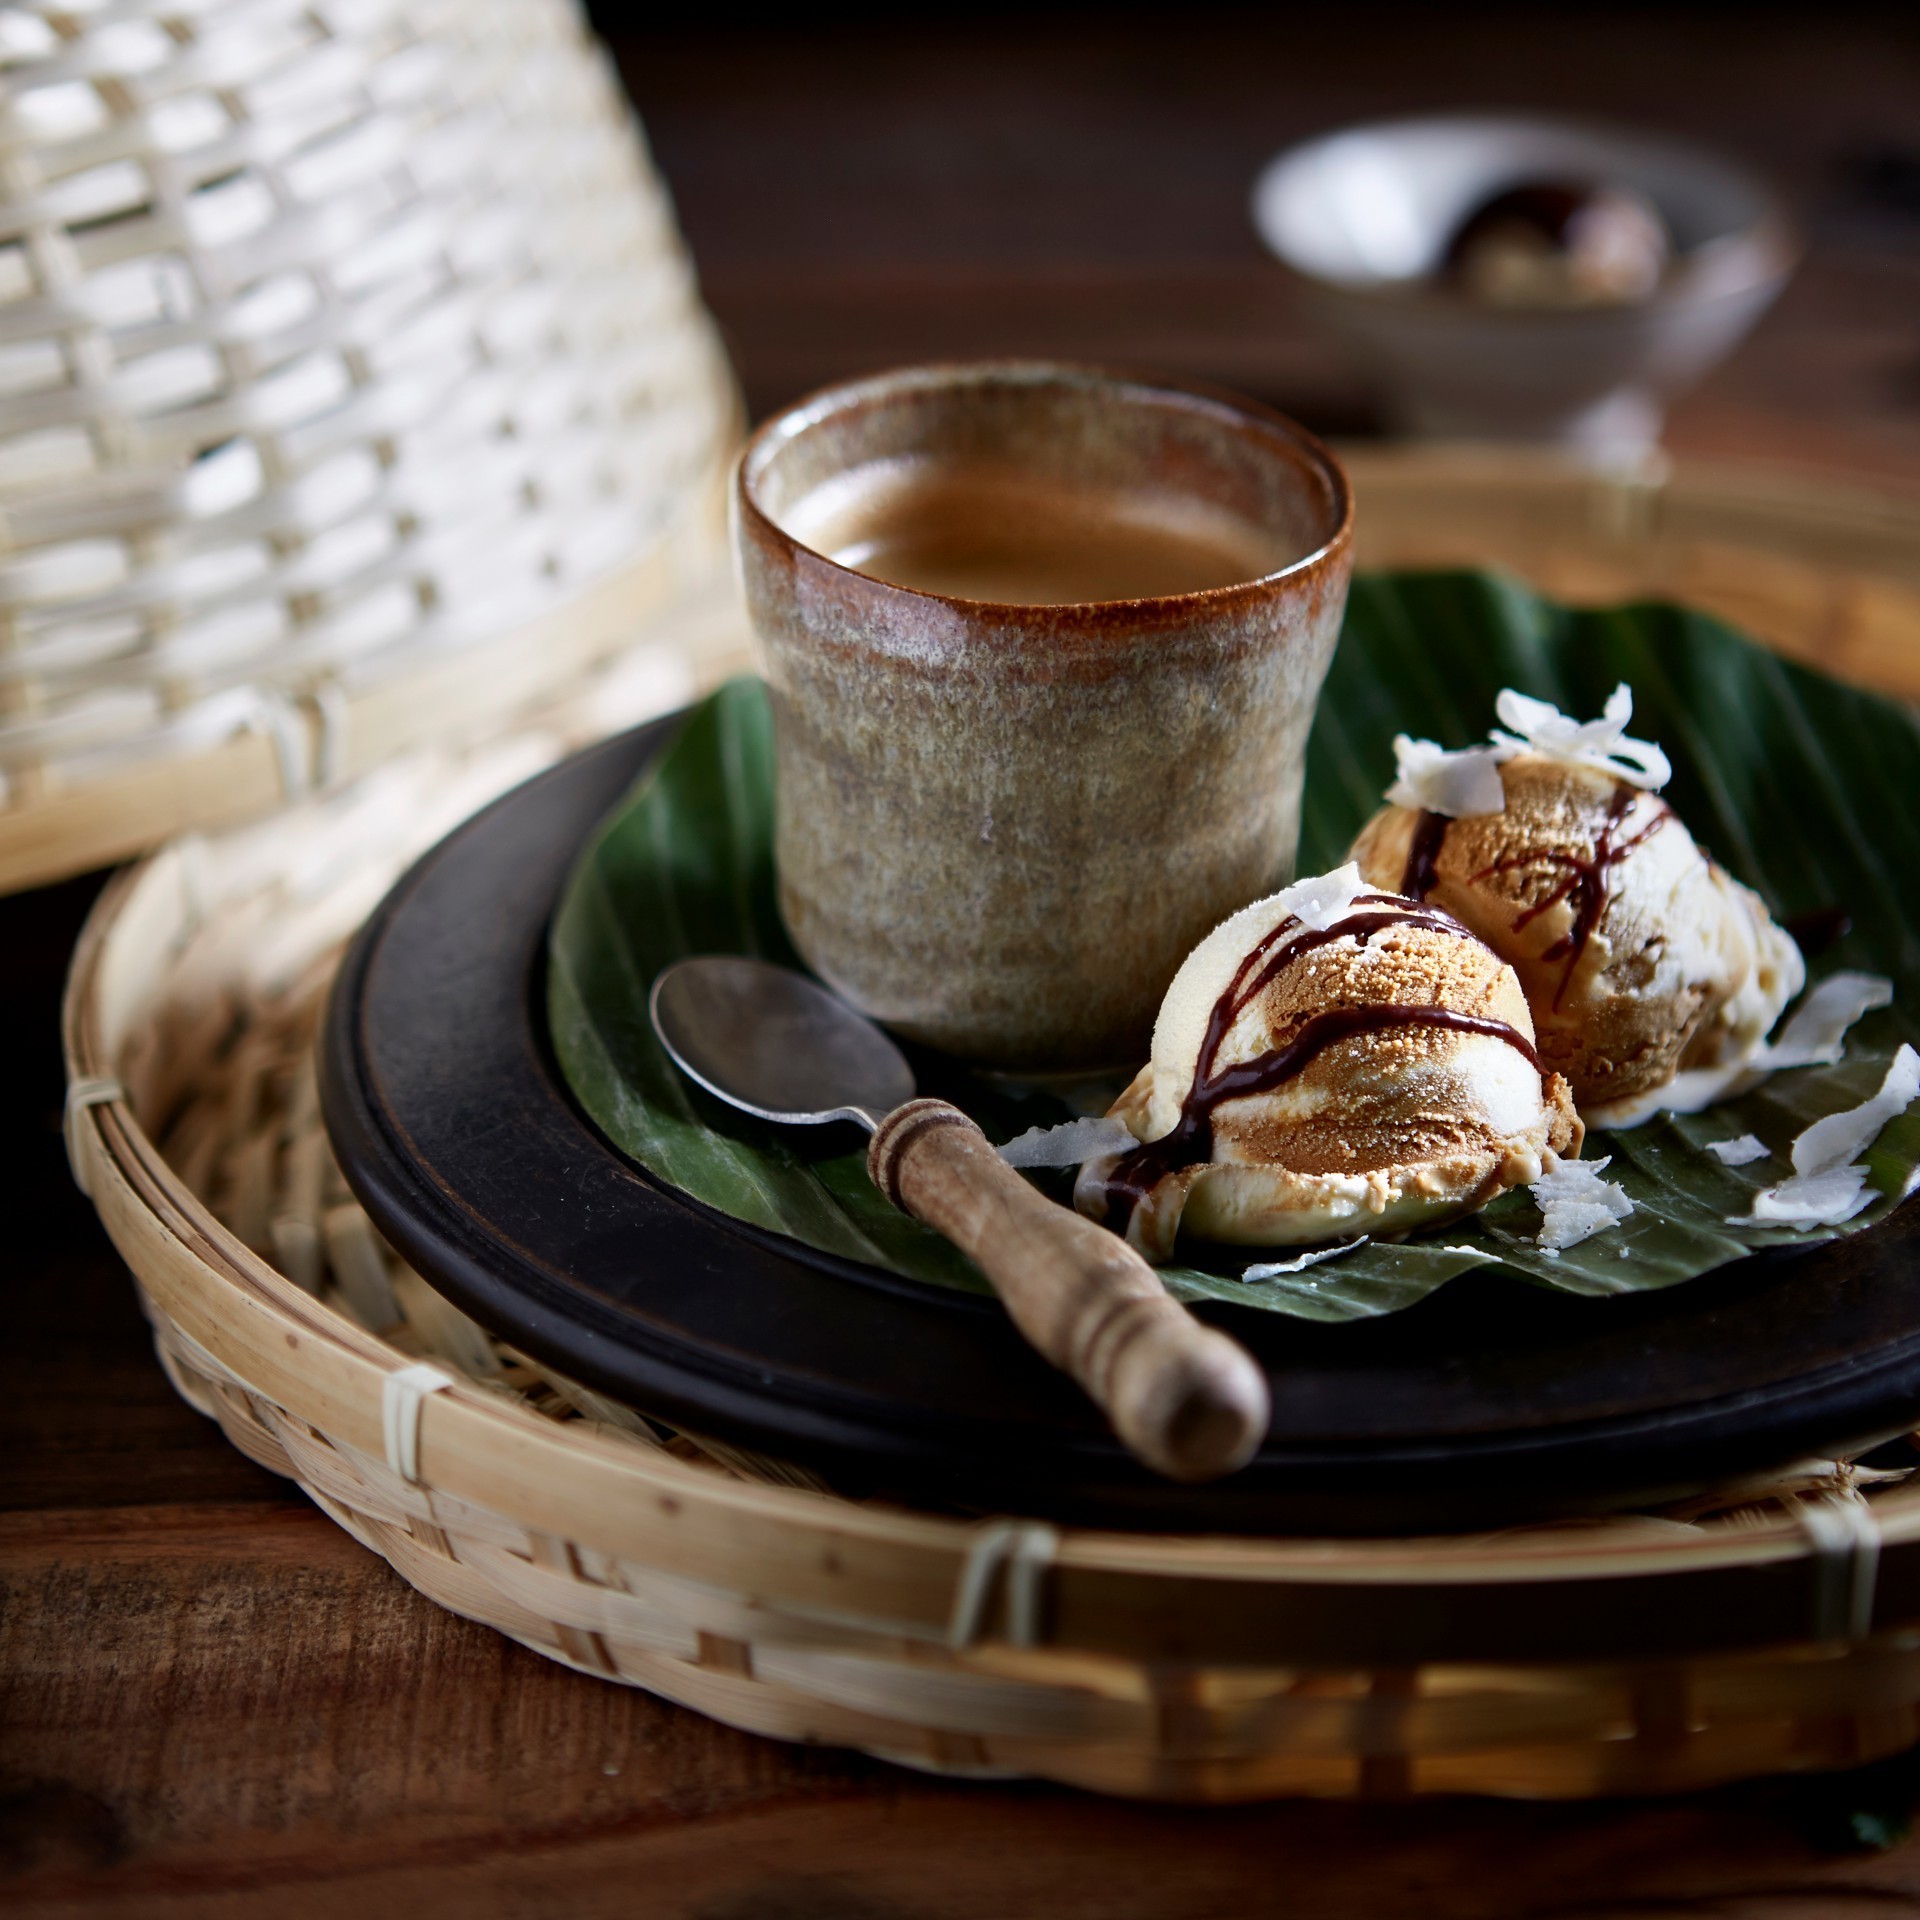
[7,13,1920,1914]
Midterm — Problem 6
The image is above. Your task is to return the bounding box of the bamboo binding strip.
[0,0,738,892]
[64,452,1920,1802]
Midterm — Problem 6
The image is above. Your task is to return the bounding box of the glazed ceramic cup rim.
[735,359,1354,616]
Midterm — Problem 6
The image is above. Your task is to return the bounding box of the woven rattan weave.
[0,0,737,890]
[63,452,1920,1800]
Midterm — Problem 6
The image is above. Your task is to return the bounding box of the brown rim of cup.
[734,358,1354,617]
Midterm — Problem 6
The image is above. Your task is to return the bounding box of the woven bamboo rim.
[1341,444,1920,700]
[63,450,1920,1802]
[0,0,738,893]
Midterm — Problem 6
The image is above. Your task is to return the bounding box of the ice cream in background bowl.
[1072,866,1581,1262]
[1442,180,1671,309]
[1250,115,1796,449]
[1350,686,1804,1127]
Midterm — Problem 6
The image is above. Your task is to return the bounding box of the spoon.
[650,955,1270,1483]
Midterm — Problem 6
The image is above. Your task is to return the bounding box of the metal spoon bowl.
[651,955,913,1133]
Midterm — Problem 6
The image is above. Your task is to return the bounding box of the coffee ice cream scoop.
[1350,688,1803,1124]
[1073,868,1581,1262]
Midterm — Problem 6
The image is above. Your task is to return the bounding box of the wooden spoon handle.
[869,1099,1269,1482]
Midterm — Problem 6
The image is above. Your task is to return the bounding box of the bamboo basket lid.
[0,0,738,894]
[62,447,1920,1801]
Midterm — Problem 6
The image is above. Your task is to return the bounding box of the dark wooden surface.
[7,12,1920,1915]
[620,9,1920,485]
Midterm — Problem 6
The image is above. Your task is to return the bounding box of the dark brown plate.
[319,715,1920,1533]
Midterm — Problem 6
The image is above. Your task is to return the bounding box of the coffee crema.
[782,457,1292,605]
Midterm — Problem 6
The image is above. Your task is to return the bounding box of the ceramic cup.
[735,361,1353,1074]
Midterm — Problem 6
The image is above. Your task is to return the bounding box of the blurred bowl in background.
[1252,115,1798,452]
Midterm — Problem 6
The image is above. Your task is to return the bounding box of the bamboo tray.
[63,448,1920,1801]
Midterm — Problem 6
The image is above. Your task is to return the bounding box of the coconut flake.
[1745,1164,1876,1228]
[1530,1154,1634,1250]
[1385,735,1510,817]
[1731,1043,1920,1229]
[1706,1134,1770,1167]
[999,1114,1140,1169]
[1790,1043,1920,1176]
[1601,974,1895,1137]
[1242,1237,1371,1281]
[1756,971,1894,1070]
[1272,860,1366,932]
[1490,682,1672,791]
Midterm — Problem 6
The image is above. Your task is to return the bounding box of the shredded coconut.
[999,1114,1140,1169]
[1489,683,1672,791]
[1746,1164,1875,1228]
[1790,1043,1920,1176]
[1733,1043,1920,1229]
[1530,1154,1635,1250]
[1385,735,1510,817]
[1706,1134,1770,1167]
[1243,1237,1370,1281]
[1756,971,1893,1070]
[1271,860,1366,933]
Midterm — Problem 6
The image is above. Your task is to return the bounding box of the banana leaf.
[547,570,1920,1322]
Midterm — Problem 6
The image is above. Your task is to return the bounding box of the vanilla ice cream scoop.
[1073,867,1582,1262]
[1351,691,1803,1124]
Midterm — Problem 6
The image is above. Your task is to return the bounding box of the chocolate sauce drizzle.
[1402,810,1451,900]
[1402,782,1671,1010]
[1093,899,1544,1234]
[1785,906,1853,961]
[1475,785,1670,1008]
